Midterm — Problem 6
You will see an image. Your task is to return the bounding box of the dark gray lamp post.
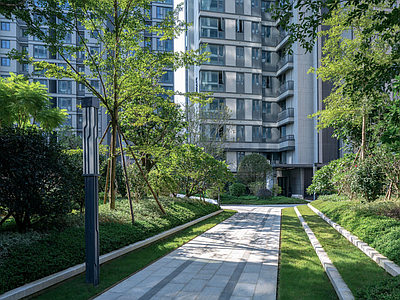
[82,97,100,286]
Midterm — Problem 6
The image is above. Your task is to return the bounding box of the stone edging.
[308,204,400,277]
[0,210,224,300]
[294,207,354,300]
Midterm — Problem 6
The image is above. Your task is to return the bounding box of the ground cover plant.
[278,207,338,300]
[0,196,220,294]
[31,210,236,300]
[220,194,309,205]
[297,205,391,295]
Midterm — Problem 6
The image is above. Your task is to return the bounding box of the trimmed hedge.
[0,197,219,294]
[355,276,400,300]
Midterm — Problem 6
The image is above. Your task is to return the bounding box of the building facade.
[185,0,340,198]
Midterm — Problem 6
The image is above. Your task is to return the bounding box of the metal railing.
[276,55,293,71]
[277,108,294,122]
[277,80,294,96]
[278,135,294,143]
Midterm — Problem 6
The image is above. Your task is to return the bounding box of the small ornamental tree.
[237,154,272,186]
[0,127,74,233]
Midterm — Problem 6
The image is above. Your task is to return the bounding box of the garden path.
[94,205,297,300]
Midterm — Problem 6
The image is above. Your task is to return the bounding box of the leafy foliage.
[249,181,265,196]
[0,127,74,233]
[237,154,272,186]
[307,161,339,195]
[229,183,246,197]
[257,189,272,199]
[0,73,67,130]
[355,276,400,300]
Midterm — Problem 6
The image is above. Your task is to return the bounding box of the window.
[200,17,224,38]
[252,48,259,60]
[1,40,10,49]
[156,6,172,19]
[21,64,29,72]
[21,28,28,37]
[237,151,245,165]
[33,45,47,58]
[262,26,271,38]
[263,127,272,140]
[261,0,270,11]
[236,73,244,85]
[262,76,271,88]
[63,32,72,44]
[33,28,47,41]
[77,50,85,59]
[59,49,71,60]
[63,115,72,127]
[58,80,72,94]
[252,126,261,139]
[251,0,259,7]
[90,47,100,56]
[252,74,259,86]
[1,22,10,31]
[202,124,223,141]
[58,97,72,110]
[202,44,224,65]
[90,30,99,39]
[237,125,245,139]
[78,65,85,73]
[236,20,243,33]
[200,0,224,12]
[253,100,260,112]
[236,46,244,59]
[263,102,272,114]
[90,80,100,91]
[200,71,224,92]
[262,51,271,63]
[157,38,173,52]
[237,99,244,111]
[280,125,286,137]
[58,63,67,71]
[252,22,259,34]
[1,57,10,66]
[205,98,224,112]
[160,70,173,83]
[78,83,85,92]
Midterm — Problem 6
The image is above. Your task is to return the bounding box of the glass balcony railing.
[277,80,294,96]
[278,135,294,143]
[276,55,293,71]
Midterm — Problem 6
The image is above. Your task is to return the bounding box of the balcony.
[276,55,293,73]
[278,135,294,143]
[277,81,294,96]
[277,108,294,122]
[278,134,295,151]
[276,31,289,46]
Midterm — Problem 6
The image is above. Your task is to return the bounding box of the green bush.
[249,181,265,196]
[206,188,219,200]
[0,127,74,233]
[271,183,282,196]
[351,158,385,202]
[355,276,400,300]
[237,154,272,186]
[229,183,246,197]
[307,161,338,195]
[257,189,272,199]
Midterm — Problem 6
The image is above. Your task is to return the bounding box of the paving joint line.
[294,206,354,300]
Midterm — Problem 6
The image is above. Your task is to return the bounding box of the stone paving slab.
[94,205,287,300]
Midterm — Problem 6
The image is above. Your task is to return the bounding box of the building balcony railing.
[278,135,294,143]
[277,80,294,96]
[276,31,289,45]
[276,55,293,72]
[277,108,294,122]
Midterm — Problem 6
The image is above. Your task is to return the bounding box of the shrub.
[307,162,337,195]
[271,183,282,196]
[229,183,246,197]
[355,276,400,300]
[0,127,74,233]
[64,150,85,212]
[148,168,179,197]
[237,154,272,186]
[206,188,219,200]
[126,163,149,202]
[257,189,272,199]
[351,158,385,202]
[249,181,265,196]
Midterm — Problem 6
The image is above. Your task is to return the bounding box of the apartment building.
[185,0,340,197]
[0,0,174,139]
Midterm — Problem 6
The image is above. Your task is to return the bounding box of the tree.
[0,73,67,130]
[159,144,234,198]
[237,154,272,186]
[3,0,209,209]
[308,4,394,158]
[0,127,74,233]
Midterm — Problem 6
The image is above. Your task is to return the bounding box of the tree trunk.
[361,112,366,160]
[109,114,118,210]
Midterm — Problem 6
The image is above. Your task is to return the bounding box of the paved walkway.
[94,205,292,300]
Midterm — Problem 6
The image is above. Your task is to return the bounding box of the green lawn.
[297,205,391,295]
[220,195,309,205]
[32,210,236,300]
[278,207,338,300]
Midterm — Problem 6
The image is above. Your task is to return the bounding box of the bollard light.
[82,97,100,286]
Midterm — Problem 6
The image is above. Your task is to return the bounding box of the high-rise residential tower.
[185,0,340,198]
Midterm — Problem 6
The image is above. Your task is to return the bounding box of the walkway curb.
[0,210,224,300]
[294,206,354,300]
[308,204,400,277]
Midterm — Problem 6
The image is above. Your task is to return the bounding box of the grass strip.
[32,210,236,300]
[220,195,309,205]
[278,207,338,300]
[297,205,391,295]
